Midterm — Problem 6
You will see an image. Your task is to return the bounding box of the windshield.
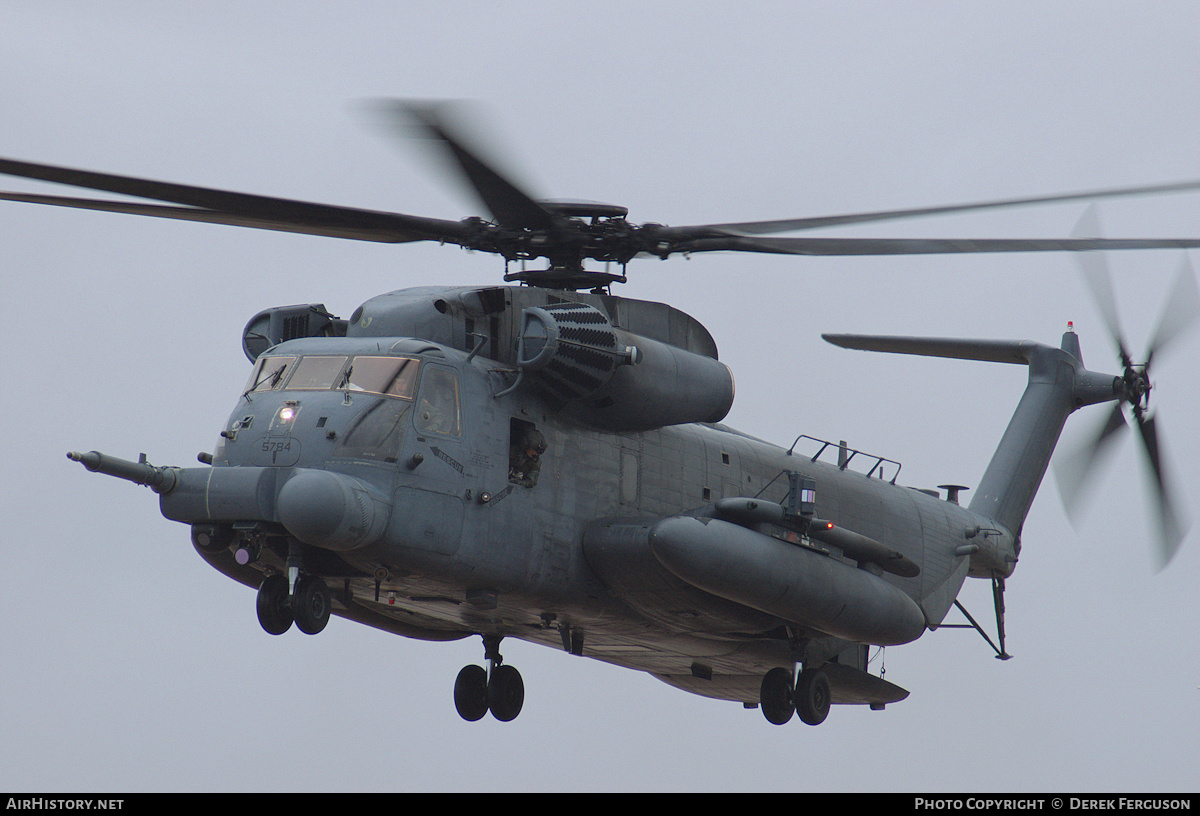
[243,354,420,398]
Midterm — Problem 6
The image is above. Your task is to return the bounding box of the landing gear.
[255,572,330,636]
[454,636,525,722]
[759,665,830,726]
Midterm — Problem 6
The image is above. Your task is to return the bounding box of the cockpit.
[236,351,464,466]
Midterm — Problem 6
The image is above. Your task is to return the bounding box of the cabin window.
[620,451,639,505]
[415,366,461,436]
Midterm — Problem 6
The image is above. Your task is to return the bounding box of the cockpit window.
[415,366,461,436]
[343,356,419,399]
[334,399,410,462]
[285,355,350,390]
[244,355,296,394]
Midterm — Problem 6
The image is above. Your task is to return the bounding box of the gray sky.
[1,1,1197,793]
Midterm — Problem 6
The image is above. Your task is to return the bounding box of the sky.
[1,1,1197,794]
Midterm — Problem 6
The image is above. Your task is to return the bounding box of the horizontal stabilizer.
[822,333,1049,365]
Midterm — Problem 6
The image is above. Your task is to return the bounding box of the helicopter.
[3,101,1197,726]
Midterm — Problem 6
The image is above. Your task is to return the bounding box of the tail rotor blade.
[1054,402,1127,524]
[1133,413,1188,569]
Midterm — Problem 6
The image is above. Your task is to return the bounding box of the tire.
[795,668,831,726]
[292,574,331,635]
[759,667,795,725]
[256,574,293,635]
[487,664,525,722]
[454,665,489,722]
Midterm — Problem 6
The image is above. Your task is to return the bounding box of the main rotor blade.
[700,178,1200,235]
[666,233,1200,257]
[384,100,556,231]
[0,158,471,244]
[0,190,466,244]
[1071,206,1133,368]
[1145,254,1200,368]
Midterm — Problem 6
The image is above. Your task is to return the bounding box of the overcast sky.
[1,2,1197,793]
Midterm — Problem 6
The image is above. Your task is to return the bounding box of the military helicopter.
[3,101,1197,726]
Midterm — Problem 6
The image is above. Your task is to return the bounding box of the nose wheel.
[454,636,525,722]
[255,572,331,635]
[292,574,331,634]
[256,574,294,635]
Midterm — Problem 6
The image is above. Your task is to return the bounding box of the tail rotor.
[1055,208,1199,568]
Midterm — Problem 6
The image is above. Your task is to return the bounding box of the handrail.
[785,434,902,484]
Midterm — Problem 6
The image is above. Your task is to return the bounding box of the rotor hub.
[1121,366,1151,412]
[503,264,628,291]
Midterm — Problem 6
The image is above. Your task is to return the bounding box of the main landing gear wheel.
[759,666,795,725]
[256,574,293,635]
[759,666,832,725]
[795,668,831,726]
[454,635,526,722]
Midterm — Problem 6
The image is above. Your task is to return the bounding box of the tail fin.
[823,329,1120,537]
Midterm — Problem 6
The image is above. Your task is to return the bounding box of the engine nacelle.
[242,304,347,362]
[517,302,734,431]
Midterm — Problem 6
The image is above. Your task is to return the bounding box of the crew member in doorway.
[509,428,546,488]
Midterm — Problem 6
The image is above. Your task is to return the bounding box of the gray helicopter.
[3,102,1197,725]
